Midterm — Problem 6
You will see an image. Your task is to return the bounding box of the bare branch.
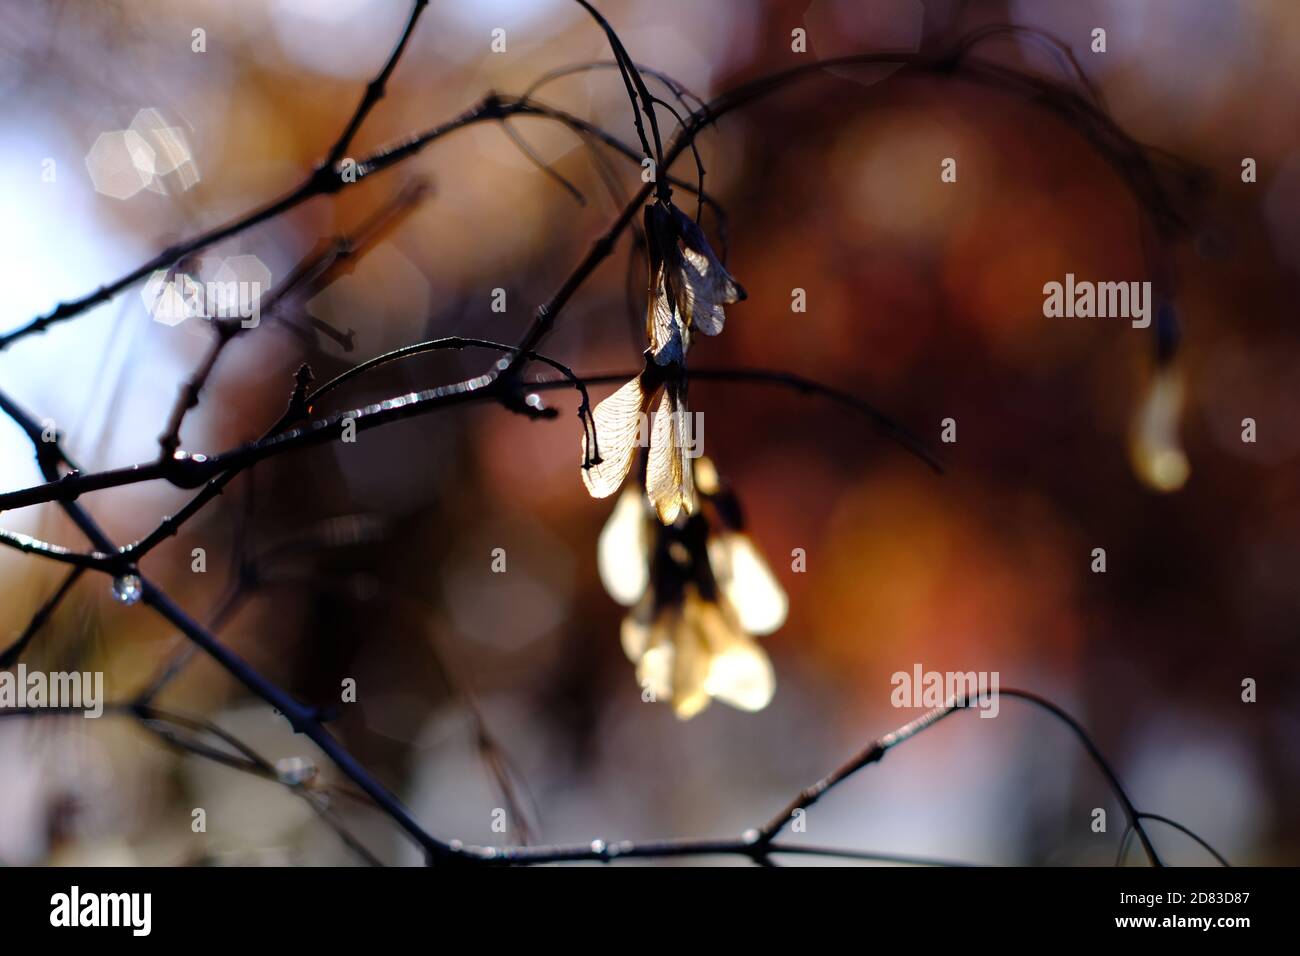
[325,0,429,169]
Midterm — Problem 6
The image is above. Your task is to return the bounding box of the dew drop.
[275,756,317,786]
[111,574,143,605]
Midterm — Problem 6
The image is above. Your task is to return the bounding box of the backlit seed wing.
[670,595,716,718]
[675,212,744,337]
[666,249,697,325]
[635,643,671,701]
[645,387,682,522]
[645,382,696,524]
[695,595,775,712]
[692,455,720,497]
[598,487,652,606]
[581,374,649,499]
[680,247,743,337]
[674,383,696,519]
[647,269,689,365]
[708,532,788,635]
[638,644,711,720]
[705,636,776,712]
[620,599,654,663]
[628,599,711,719]
[1130,365,1190,492]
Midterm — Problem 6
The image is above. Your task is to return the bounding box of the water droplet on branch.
[111,574,143,605]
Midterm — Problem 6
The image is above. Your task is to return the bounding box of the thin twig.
[449,686,1209,867]
[155,179,431,459]
[325,0,429,169]
[0,357,940,514]
[0,529,118,571]
[1138,813,1230,867]
[0,702,383,865]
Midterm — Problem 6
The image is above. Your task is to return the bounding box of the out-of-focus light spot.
[270,0,410,79]
[129,108,200,191]
[128,109,187,174]
[833,114,983,250]
[1010,0,1258,123]
[607,23,715,102]
[2,109,242,534]
[84,130,156,200]
[139,254,272,327]
[213,254,272,317]
[441,517,574,652]
[432,0,573,69]
[84,110,200,201]
[1095,0,1257,96]
[141,273,189,326]
[804,0,922,87]
[444,0,566,33]
[1130,365,1190,492]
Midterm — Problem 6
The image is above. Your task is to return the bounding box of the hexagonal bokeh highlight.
[140,256,273,327]
[129,108,200,192]
[140,270,192,327]
[84,130,156,200]
[86,109,200,200]
[211,255,272,325]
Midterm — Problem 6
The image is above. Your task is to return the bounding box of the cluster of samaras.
[580,200,787,719]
